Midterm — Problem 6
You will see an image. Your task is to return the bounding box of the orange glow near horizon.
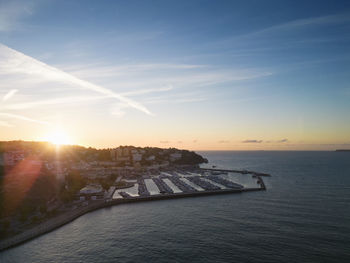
[41,129,72,146]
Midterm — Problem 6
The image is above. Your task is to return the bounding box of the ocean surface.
[1,151,350,262]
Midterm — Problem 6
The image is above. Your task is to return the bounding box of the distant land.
[0,140,267,251]
[0,140,208,238]
[335,149,350,152]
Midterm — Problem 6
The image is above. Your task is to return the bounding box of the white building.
[79,184,104,200]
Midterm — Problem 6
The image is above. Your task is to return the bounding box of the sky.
[0,0,349,150]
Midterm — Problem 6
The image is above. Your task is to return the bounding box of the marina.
[200,178,227,189]
[179,178,205,191]
[115,183,140,197]
[144,179,161,195]
[161,178,182,193]
[112,171,263,200]
[0,168,267,252]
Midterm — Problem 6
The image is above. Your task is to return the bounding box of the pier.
[200,168,271,177]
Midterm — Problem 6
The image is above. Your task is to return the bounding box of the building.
[170,152,182,162]
[111,147,130,162]
[3,150,25,166]
[146,155,155,161]
[71,161,90,170]
[132,153,143,162]
[79,184,104,200]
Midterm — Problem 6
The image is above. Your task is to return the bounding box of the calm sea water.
[1,151,350,262]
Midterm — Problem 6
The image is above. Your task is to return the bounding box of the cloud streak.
[0,43,152,115]
[120,85,173,97]
[0,0,35,32]
[2,95,108,110]
[242,140,263,143]
[241,13,350,40]
[2,89,18,101]
[0,113,49,125]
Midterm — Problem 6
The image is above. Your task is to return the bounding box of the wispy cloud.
[231,13,350,42]
[218,140,230,143]
[265,139,289,143]
[145,97,207,105]
[207,13,350,54]
[2,95,107,110]
[120,85,173,97]
[242,139,263,143]
[0,43,152,115]
[263,13,350,32]
[0,0,36,32]
[62,63,207,79]
[58,62,271,110]
[0,113,49,125]
[2,89,18,101]
[110,103,128,118]
[64,62,272,90]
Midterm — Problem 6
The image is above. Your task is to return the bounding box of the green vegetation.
[0,141,208,166]
[174,150,208,165]
[60,171,86,203]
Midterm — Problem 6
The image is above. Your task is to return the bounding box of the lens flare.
[43,130,71,145]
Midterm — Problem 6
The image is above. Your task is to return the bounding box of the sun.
[44,130,71,145]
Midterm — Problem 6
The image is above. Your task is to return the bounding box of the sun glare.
[44,130,71,145]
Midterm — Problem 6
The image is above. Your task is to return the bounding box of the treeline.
[0,169,57,220]
[0,141,208,165]
[0,141,113,162]
[174,150,208,165]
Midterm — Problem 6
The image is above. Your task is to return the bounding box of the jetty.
[200,168,271,177]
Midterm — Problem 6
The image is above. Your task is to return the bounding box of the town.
[0,141,265,250]
[0,141,208,237]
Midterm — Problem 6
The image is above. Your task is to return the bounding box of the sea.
[1,151,349,262]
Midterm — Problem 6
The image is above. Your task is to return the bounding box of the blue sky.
[0,0,349,150]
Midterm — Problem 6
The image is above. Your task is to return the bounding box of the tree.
[66,171,86,193]
[110,174,117,182]
[100,180,111,192]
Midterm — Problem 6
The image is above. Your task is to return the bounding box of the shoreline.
[0,186,264,251]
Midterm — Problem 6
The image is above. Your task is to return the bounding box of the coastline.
[0,186,264,251]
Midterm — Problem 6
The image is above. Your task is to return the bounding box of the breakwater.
[0,185,264,252]
[200,168,271,176]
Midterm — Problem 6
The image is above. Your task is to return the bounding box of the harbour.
[0,169,266,252]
